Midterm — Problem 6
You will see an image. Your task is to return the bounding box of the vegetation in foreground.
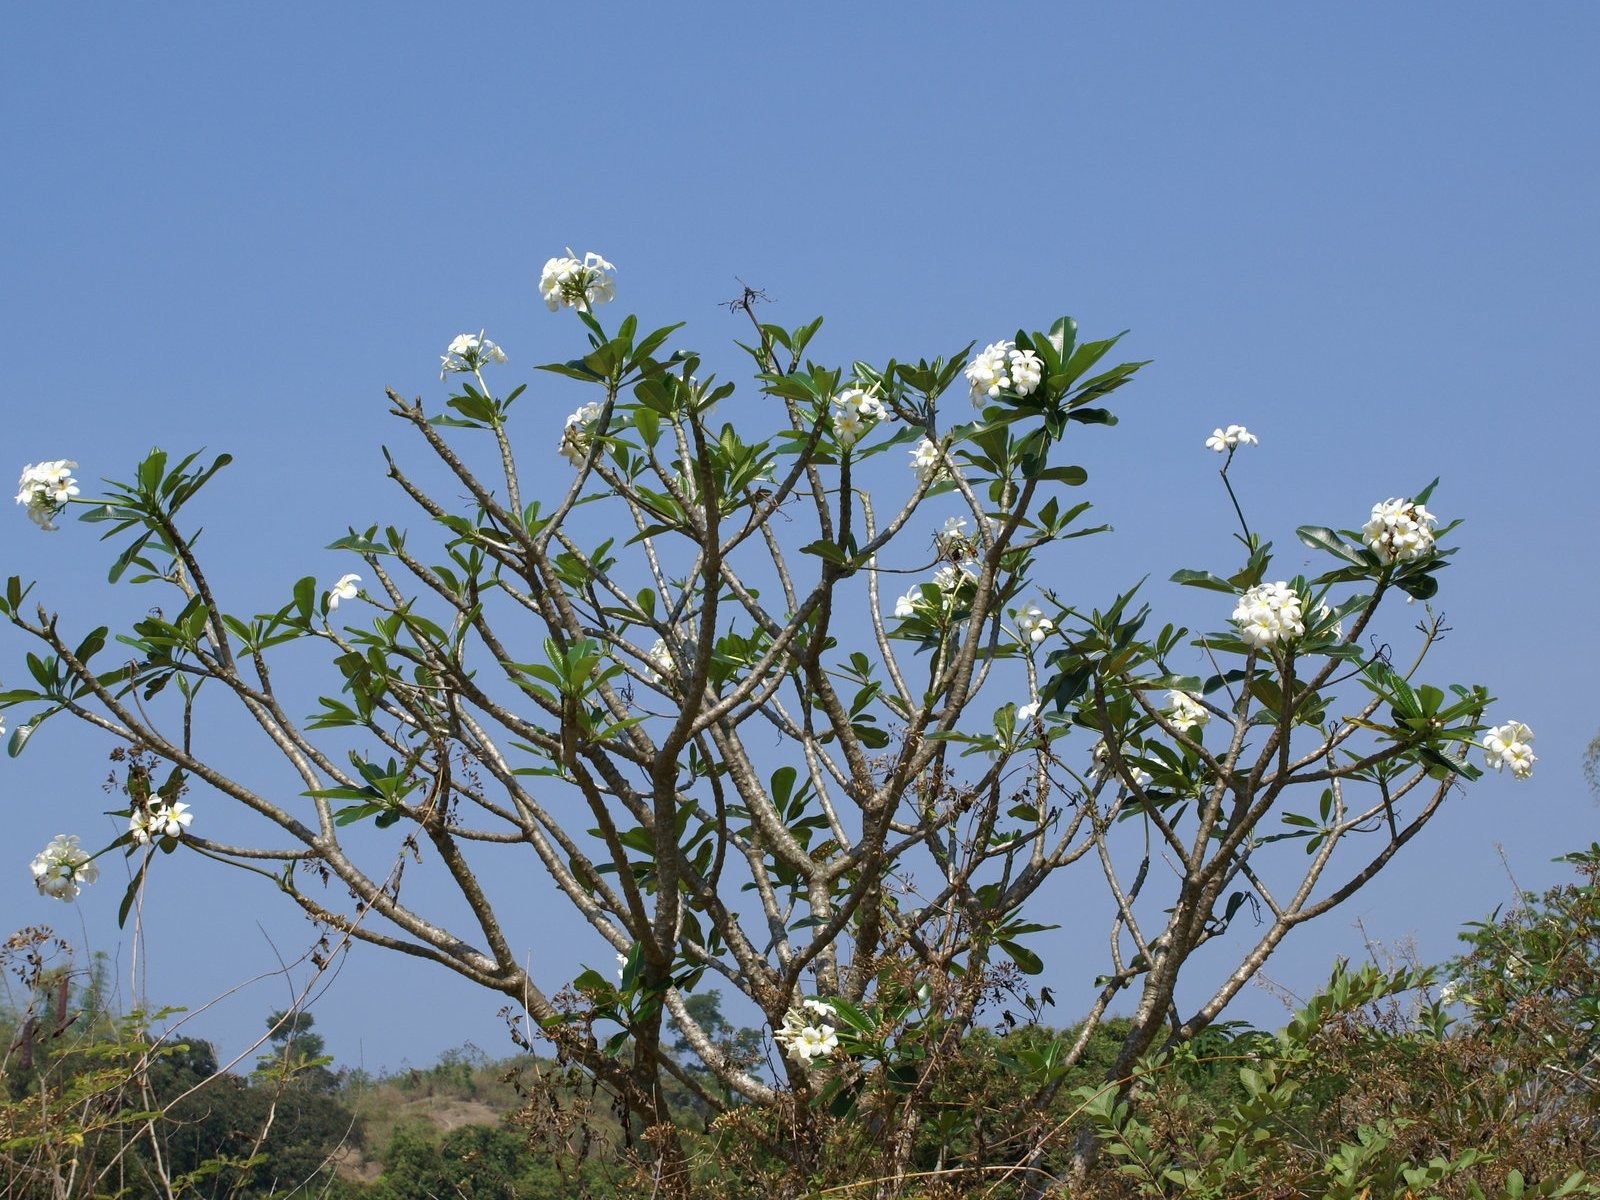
[5,844,1600,1197]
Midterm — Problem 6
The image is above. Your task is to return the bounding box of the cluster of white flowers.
[934,516,968,555]
[1015,603,1053,644]
[30,835,98,902]
[16,460,80,531]
[1091,740,1150,788]
[893,563,977,620]
[130,800,194,845]
[327,574,361,609]
[908,437,945,483]
[559,402,606,466]
[773,998,840,1064]
[831,387,888,449]
[1362,498,1438,564]
[965,341,1044,406]
[1164,689,1210,733]
[439,330,507,380]
[1483,720,1536,780]
[1205,425,1258,453]
[1232,581,1305,650]
[539,250,616,313]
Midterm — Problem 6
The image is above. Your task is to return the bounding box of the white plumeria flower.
[908,437,945,483]
[559,401,606,465]
[539,250,616,313]
[1164,689,1210,733]
[895,568,973,620]
[16,460,80,531]
[1015,603,1053,644]
[830,387,888,449]
[645,637,674,683]
[616,951,629,981]
[833,409,865,447]
[801,997,835,1020]
[1311,600,1344,641]
[30,834,98,902]
[965,342,1011,402]
[934,516,969,554]
[1205,424,1259,453]
[1017,700,1041,722]
[1483,720,1536,779]
[773,1003,840,1064]
[793,1024,839,1060]
[130,800,194,845]
[1009,347,1044,395]
[1231,581,1305,650]
[439,330,507,380]
[965,341,1045,405]
[154,800,193,839]
[327,574,361,610]
[1362,498,1439,564]
[1091,740,1150,788]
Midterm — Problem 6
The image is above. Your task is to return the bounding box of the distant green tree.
[370,1121,576,1200]
[149,1027,360,1198]
[257,1008,339,1094]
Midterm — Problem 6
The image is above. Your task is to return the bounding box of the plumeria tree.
[3,254,1535,1195]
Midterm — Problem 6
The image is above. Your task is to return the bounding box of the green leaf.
[327,530,387,554]
[107,532,155,584]
[8,720,39,757]
[1060,334,1124,385]
[1047,316,1077,364]
[999,940,1044,975]
[73,627,108,664]
[538,360,604,382]
[799,538,847,565]
[136,448,169,494]
[1396,571,1439,601]
[1031,464,1088,486]
[771,765,798,810]
[823,997,874,1034]
[118,857,151,928]
[1295,525,1368,567]
[332,803,387,826]
[292,576,316,625]
[4,575,26,615]
[1170,569,1237,593]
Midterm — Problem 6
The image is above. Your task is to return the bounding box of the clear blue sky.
[4,4,1597,1073]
